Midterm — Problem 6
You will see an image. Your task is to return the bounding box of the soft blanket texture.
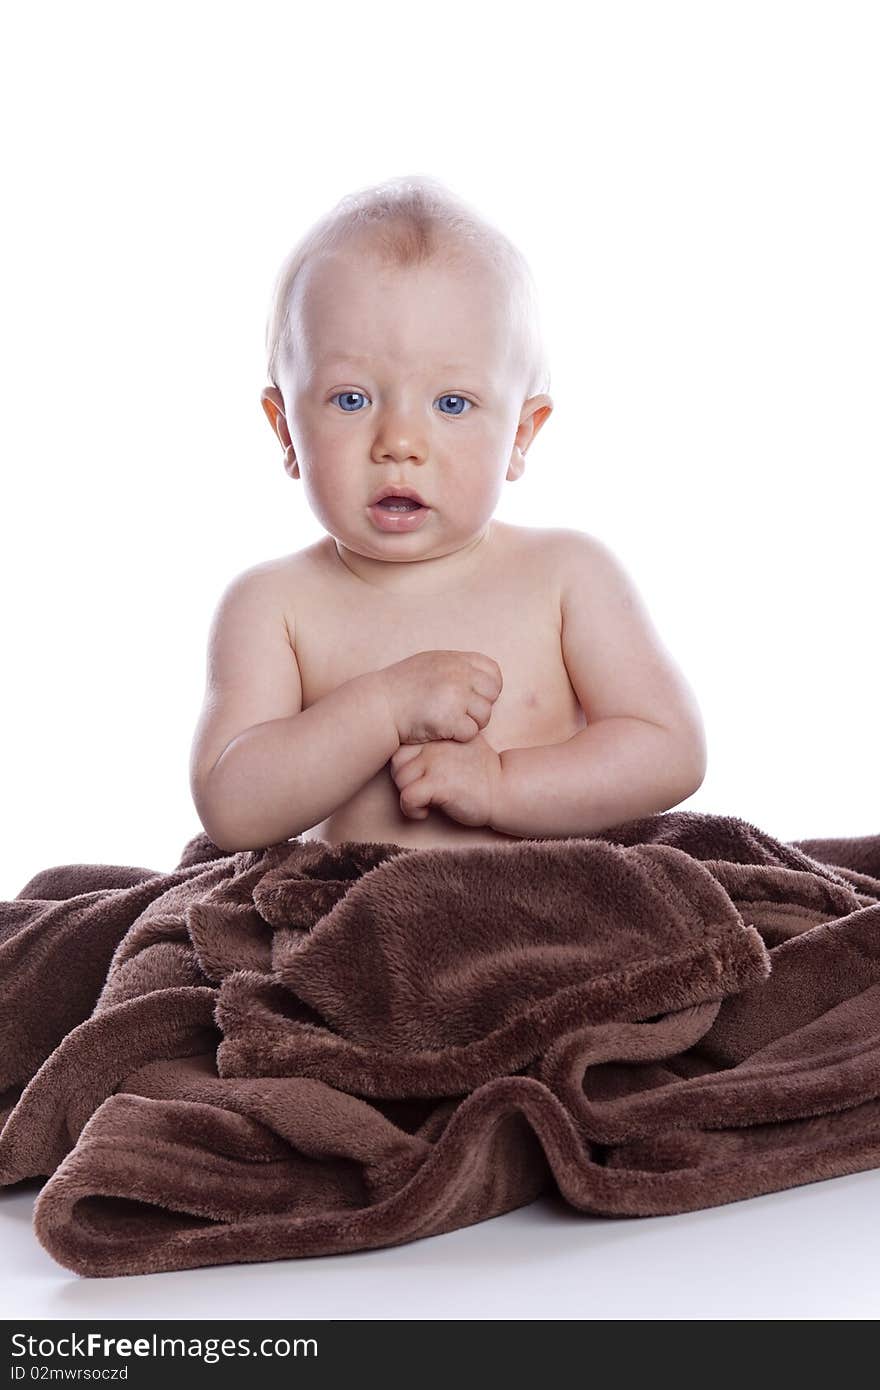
[1,809,879,1278]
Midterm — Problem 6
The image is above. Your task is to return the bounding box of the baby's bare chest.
[291,566,585,751]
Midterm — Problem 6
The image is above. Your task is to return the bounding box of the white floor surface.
[2,1166,878,1321]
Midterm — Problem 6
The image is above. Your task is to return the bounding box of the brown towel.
[1,810,878,1277]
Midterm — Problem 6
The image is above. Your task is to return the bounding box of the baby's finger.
[399,781,430,818]
[397,789,428,817]
[391,757,425,791]
[390,743,423,773]
[468,655,503,697]
[465,695,494,730]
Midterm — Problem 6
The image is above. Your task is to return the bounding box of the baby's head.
[261,175,553,569]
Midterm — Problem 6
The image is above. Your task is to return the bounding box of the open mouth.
[373,497,425,511]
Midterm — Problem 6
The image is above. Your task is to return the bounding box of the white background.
[1,0,878,1321]
[1,0,877,892]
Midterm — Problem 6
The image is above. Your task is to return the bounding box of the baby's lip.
[368,485,428,507]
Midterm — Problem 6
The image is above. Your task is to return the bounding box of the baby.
[189,176,707,853]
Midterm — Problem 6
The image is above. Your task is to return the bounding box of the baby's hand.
[389,733,503,827]
[378,650,503,745]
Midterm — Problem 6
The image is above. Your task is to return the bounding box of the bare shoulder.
[492,520,579,572]
[493,522,603,601]
[230,540,329,649]
[546,526,641,604]
[493,520,591,554]
[551,523,670,643]
[549,526,607,574]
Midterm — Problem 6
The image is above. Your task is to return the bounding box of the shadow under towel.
[1,809,879,1278]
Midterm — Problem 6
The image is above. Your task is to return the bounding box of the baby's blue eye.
[330,391,473,416]
[436,394,472,416]
[332,391,368,412]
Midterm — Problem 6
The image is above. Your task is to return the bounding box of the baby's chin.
[330,515,496,567]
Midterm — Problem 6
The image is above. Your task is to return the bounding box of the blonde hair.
[265,174,551,399]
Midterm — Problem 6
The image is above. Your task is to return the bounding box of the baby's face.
[263,240,551,564]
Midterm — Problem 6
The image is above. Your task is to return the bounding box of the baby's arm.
[490,532,707,838]
[189,568,398,850]
[189,568,502,851]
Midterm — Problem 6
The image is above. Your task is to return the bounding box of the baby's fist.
[380,650,503,745]
[389,734,503,827]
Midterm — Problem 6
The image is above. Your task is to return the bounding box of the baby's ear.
[520,393,554,449]
[260,386,287,442]
[507,393,553,481]
[260,387,299,480]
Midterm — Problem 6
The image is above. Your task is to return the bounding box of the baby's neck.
[331,522,498,597]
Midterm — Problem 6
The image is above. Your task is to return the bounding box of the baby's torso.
[279,522,585,848]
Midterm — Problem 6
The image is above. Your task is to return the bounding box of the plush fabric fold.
[1,810,878,1277]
